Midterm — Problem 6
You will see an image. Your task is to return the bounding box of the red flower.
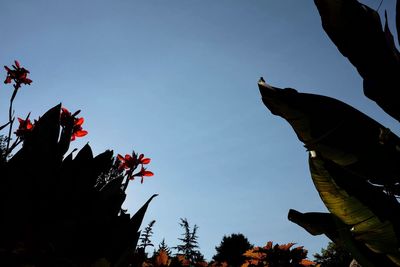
[117,151,153,183]
[117,153,139,171]
[14,117,34,139]
[60,107,88,141]
[71,117,88,141]
[138,153,151,164]
[133,166,154,183]
[4,60,32,89]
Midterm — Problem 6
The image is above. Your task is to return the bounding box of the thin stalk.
[5,85,19,156]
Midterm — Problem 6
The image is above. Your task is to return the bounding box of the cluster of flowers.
[117,151,154,183]
[3,60,153,183]
[4,60,32,89]
[14,107,88,141]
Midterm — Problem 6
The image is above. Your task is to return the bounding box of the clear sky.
[1,0,399,261]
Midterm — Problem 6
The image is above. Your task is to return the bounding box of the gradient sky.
[1,0,399,261]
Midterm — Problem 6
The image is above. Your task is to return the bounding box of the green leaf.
[288,209,397,267]
[258,80,400,186]
[310,156,400,265]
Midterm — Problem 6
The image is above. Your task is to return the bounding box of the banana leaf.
[288,209,397,267]
[258,78,400,186]
[309,155,400,265]
[314,0,400,122]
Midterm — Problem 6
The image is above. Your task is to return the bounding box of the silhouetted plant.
[158,239,172,257]
[140,220,157,254]
[213,233,253,267]
[0,60,157,267]
[174,218,203,264]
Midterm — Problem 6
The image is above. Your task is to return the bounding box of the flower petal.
[4,77,12,84]
[142,170,154,176]
[141,158,151,164]
[74,117,84,126]
[75,130,88,137]
[61,107,70,114]
[117,154,125,162]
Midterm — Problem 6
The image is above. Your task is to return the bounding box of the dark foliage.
[213,233,253,267]
[140,220,157,253]
[174,218,203,263]
[0,104,157,267]
[314,242,353,267]
[242,242,316,267]
[158,239,172,256]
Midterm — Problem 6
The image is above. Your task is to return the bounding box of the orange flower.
[60,107,88,141]
[133,166,154,183]
[14,117,34,139]
[4,60,32,89]
[71,117,88,141]
[117,151,153,183]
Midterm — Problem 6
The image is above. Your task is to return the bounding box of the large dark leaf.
[258,78,400,186]
[26,103,62,160]
[309,155,400,265]
[92,150,114,178]
[130,194,158,231]
[288,209,397,267]
[314,0,400,122]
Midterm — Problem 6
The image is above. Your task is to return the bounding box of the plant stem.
[6,86,19,156]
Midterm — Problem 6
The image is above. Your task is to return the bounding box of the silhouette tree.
[174,218,203,263]
[158,238,172,256]
[213,233,253,267]
[314,242,353,267]
[140,220,156,253]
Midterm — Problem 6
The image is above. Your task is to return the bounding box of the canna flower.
[132,166,154,183]
[14,117,34,139]
[117,153,139,172]
[4,60,32,89]
[60,107,88,141]
[71,117,88,141]
[117,151,153,183]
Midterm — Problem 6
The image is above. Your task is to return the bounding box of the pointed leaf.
[74,143,93,161]
[130,194,158,232]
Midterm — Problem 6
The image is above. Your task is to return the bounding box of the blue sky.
[1,0,399,261]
